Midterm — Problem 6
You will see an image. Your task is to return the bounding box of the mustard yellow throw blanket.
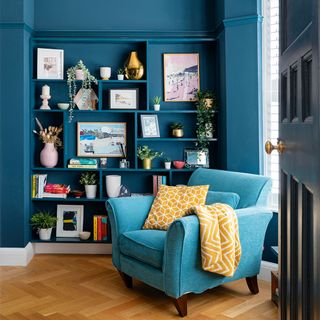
[193,203,241,277]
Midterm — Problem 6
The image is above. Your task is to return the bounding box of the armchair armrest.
[163,206,272,298]
[106,196,155,269]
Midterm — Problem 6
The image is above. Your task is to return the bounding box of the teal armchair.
[107,168,272,316]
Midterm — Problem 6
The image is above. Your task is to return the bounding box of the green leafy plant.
[163,157,171,162]
[117,68,124,75]
[30,212,57,229]
[67,60,98,122]
[153,96,161,105]
[137,145,163,160]
[170,122,184,130]
[79,172,98,185]
[195,90,217,150]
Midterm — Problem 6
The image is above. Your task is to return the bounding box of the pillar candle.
[42,85,50,96]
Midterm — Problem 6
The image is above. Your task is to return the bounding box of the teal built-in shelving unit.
[30,37,217,243]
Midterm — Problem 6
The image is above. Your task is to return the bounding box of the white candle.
[42,85,50,96]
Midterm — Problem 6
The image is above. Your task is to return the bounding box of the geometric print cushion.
[143,184,209,230]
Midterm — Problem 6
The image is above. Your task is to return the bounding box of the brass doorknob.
[265,139,285,154]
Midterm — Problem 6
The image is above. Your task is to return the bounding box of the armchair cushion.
[206,191,240,208]
[119,230,166,269]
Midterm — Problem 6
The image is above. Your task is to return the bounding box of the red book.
[44,184,70,194]
[153,175,158,196]
[97,216,102,241]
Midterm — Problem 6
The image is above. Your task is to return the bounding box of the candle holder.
[40,94,51,110]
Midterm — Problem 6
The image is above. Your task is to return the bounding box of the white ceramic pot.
[85,185,97,199]
[154,104,160,111]
[39,228,53,240]
[100,67,111,80]
[40,143,58,168]
[106,175,121,198]
[117,74,124,80]
[164,162,171,169]
[75,69,85,80]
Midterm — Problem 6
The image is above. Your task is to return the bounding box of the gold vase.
[143,158,152,169]
[172,129,184,138]
[124,51,144,80]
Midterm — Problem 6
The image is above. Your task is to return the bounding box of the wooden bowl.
[173,161,185,169]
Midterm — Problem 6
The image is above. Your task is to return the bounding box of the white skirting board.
[258,260,278,282]
[33,243,112,254]
[0,242,34,266]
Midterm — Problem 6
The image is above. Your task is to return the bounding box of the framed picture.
[184,148,209,168]
[140,115,160,138]
[37,48,64,79]
[163,53,200,102]
[77,122,126,157]
[56,205,83,237]
[74,88,98,110]
[109,88,139,109]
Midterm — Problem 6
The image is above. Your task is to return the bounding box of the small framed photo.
[109,88,139,109]
[37,48,64,79]
[56,205,84,238]
[77,122,127,157]
[140,115,160,138]
[184,148,209,168]
[163,53,200,102]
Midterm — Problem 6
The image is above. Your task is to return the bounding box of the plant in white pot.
[163,157,171,170]
[30,212,57,241]
[153,96,161,111]
[117,68,125,80]
[79,172,98,199]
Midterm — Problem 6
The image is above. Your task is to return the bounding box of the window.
[263,0,279,209]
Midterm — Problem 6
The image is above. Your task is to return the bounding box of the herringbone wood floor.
[0,255,278,319]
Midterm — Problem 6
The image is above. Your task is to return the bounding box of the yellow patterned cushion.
[143,185,209,230]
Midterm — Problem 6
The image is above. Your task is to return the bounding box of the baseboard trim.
[0,242,34,266]
[33,243,112,254]
[258,260,278,282]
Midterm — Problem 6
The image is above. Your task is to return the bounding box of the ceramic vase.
[154,104,160,111]
[164,162,171,169]
[143,158,152,170]
[117,74,124,80]
[40,143,58,168]
[106,175,121,198]
[39,228,52,240]
[85,185,97,199]
[100,67,111,80]
[124,51,144,80]
[172,129,184,138]
[75,69,85,80]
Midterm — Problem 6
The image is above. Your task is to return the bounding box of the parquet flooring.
[0,255,278,319]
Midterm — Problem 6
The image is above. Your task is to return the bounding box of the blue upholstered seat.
[107,168,273,316]
[119,230,166,269]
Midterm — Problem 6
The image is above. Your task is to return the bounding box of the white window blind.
[263,0,279,209]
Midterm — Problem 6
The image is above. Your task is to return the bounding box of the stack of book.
[43,183,71,199]
[93,215,108,241]
[152,175,167,196]
[68,158,98,169]
[32,174,47,198]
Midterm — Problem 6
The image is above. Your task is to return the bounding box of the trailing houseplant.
[67,60,98,122]
[79,172,98,199]
[137,145,163,169]
[195,90,217,150]
[170,122,184,137]
[30,211,57,240]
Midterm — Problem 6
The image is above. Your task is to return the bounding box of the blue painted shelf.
[31,236,110,244]
[137,138,217,142]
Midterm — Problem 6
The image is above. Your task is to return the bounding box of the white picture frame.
[140,115,160,138]
[109,88,139,109]
[56,205,84,237]
[37,48,64,79]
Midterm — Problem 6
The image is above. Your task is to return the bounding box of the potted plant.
[163,157,171,170]
[79,172,98,199]
[67,60,98,122]
[170,122,184,137]
[33,117,63,168]
[30,211,57,240]
[195,90,217,150]
[153,96,161,111]
[117,68,124,80]
[137,145,163,169]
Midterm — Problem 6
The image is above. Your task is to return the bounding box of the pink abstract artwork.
[164,53,199,102]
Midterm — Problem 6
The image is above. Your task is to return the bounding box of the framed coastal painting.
[140,115,160,138]
[109,88,139,109]
[37,48,64,79]
[163,53,200,102]
[77,122,126,157]
[56,205,83,238]
[184,148,209,168]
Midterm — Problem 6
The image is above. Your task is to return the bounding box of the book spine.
[153,175,157,196]
[35,175,39,198]
[93,216,98,241]
[69,158,97,165]
[101,216,108,241]
[157,175,162,191]
[162,176,167,185]
[97,216,102,241]
[68,164,98,169]
[32,175,36,198]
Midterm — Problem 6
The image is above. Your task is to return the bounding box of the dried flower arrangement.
[33,117,63,148]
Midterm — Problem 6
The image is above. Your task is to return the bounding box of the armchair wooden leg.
[246,275,259,294]
[172,295,187,317]
[118,271,133,288]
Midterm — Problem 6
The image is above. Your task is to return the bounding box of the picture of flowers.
[163,53,200,102]
[77,122,126,157]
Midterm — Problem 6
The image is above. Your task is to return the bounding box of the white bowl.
[57,103,69,110]
[79,231,91,240]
